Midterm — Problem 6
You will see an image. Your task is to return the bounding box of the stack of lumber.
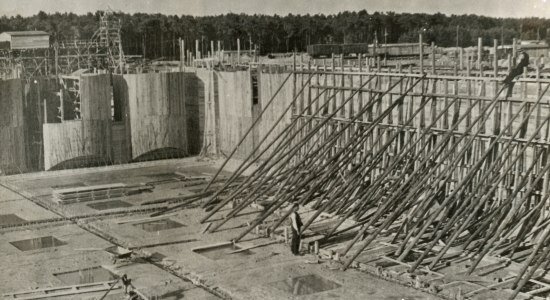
[174,171,210,187]
[52,183,126,204]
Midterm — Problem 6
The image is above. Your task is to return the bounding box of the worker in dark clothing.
[503,49,530,97]
[121,273,132,294]
[289,203,303,255]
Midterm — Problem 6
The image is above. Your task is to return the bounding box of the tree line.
[0,10,549,59]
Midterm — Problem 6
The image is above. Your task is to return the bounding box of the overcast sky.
[1,0,549,18]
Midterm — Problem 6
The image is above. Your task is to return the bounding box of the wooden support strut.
[341,85,508,270]
[231,76,424,242]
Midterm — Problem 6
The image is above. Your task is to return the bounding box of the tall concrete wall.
[42,74,113,170]
[0,78,27,174]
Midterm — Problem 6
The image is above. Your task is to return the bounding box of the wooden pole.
[512,38,517,67]
[419,34,423,74]
[477,37,482,72]
[210,40,214,59]
[459,47,464,70]
[493,39,498,77]
[237,38,241,65]
[431,42,435,74]
[59,89,64,121]
[195,39,200,59]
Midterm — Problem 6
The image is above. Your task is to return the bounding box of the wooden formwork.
[42,74,113,170]
[0,78,27,174]
[202,65,550,299]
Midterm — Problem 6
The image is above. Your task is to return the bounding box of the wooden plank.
[3,280,119,299]
[228,240,278,254]
[53,183,126,194]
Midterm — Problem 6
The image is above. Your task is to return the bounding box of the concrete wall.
[0,78,27,174]
[42,74,113,170]
[120,72,191,160]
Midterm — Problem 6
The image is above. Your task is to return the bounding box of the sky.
[1,0,549,18]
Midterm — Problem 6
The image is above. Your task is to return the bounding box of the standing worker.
[289,202,303,255]
[121,274,133,295]
[503,48,529,97]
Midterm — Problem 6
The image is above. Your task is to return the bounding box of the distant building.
[0,31,50,50]
[519,40,549,58]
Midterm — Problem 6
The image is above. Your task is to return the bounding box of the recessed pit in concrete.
[144,172,178,180]
[133,219,185,232]
[87,200,133,210]
[193,244,253,260]
[10,236,67,251]
[54,266,118,285]
[270,274,341,296]
[0,214,27,226]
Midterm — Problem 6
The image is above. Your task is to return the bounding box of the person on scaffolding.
[503,48,530,97]
[289,202,303,255]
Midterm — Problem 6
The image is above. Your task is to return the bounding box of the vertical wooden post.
[59,89,64,122]
[237,38,241,65]
[459,47,464,70]
[419,34,424,74]
[477,37,482,72]
[293,51,297,114]
[493,39,498,78]
[512,38,517,67]
[43,99,47,123]
[195,39,199,59]
[182,40,185,68]
[431,42,436,74]
[54,44,59,75]
[210,40,214,59]
[178,38,183,71]
[217,40,221,60]
[332,53,336,71]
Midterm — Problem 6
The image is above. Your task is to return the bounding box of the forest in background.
[1,10,549,58]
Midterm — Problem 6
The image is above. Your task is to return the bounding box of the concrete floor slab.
[0,158,441,299]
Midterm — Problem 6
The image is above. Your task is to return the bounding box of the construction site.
[3,8,550,300]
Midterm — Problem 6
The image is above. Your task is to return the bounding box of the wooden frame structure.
[201,57,550,298]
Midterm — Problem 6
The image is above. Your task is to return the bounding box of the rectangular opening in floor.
[193,244,253,260]
[133,219,185,232]
[270,274,341,296]
[143,173,178,180]
[87,200,133,210]
[0,214,27,226]
[10,236,67,251]
[54,266,118,285]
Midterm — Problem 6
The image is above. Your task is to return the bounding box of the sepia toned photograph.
[0,0,549,299]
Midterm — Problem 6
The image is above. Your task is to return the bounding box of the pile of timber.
[52,183,127,204]
[174,171,210,187]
